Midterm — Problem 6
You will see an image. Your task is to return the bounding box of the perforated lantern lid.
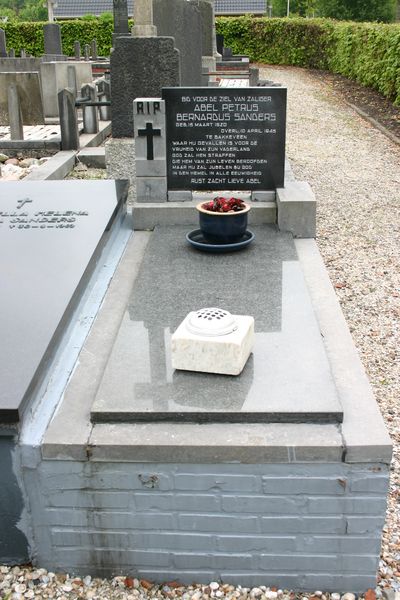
[186,307,238,337]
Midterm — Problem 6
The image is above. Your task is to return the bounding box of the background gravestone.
[43,23,63,55]
[40,62,93,118]
[0,29,7,58]
[113,0,130,36]
[153,0,202,86]
[191,0,214,56]
[110,36,180,138]
[0,72,44,126]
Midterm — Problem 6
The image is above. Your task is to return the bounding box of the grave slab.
[0,180,128,423]
[91,225,343,424]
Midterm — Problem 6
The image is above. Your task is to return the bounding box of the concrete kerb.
[24,150,76,181]
[295,239,392,464]
[77,147,106,168]
[23,123,110,181]
[132,201,277,230]
[79,120,111,148]
[276,181,316,239]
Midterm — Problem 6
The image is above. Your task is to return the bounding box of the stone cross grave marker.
[134,98,167,201]
[0,180,128,423]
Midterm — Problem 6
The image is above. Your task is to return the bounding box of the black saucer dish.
[186,229,255,253]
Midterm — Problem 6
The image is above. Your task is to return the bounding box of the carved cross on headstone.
[17,198,32,209]
[138,122,161,160]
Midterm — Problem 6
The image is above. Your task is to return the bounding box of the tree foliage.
[0,0,47,20]
[317,0,396,22]
[272,0,396,21]
[272,0,317,17]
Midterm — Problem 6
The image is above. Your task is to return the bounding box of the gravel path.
[1,65,399,599]
[262,65,400,590]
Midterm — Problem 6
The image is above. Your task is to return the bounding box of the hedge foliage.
[2,17,400,105]
[216,16,400,105]
[2,20,119,56]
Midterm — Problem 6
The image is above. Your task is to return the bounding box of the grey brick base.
[25,460,388,591]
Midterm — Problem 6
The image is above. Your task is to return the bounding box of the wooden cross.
[138,122,161,160]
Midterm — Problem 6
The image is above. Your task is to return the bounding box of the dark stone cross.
[138,122,161,160]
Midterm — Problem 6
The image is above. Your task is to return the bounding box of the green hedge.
[216,16,400,105]
[2,20,120,57]
[3,17,400,105]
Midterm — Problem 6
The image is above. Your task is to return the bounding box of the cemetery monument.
[0,0,392,591]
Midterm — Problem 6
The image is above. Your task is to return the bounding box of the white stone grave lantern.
[171,307,254,376]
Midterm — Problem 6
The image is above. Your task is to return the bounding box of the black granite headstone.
[0,180,128,423]
[216,33,224,56]
[113,0,129,35]
[111,37,180,138]
[163,87,287,191]
[0,28,7,58]
[43,23,63,55]
[153,0,202,87]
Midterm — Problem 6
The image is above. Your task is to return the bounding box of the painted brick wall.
[25,460,389,592]
[0,435,29,564]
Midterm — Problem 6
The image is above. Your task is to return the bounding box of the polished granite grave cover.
[91,225,343,424]
[0,180,127,422]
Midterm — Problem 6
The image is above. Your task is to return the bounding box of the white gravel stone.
[210,583,220,591]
